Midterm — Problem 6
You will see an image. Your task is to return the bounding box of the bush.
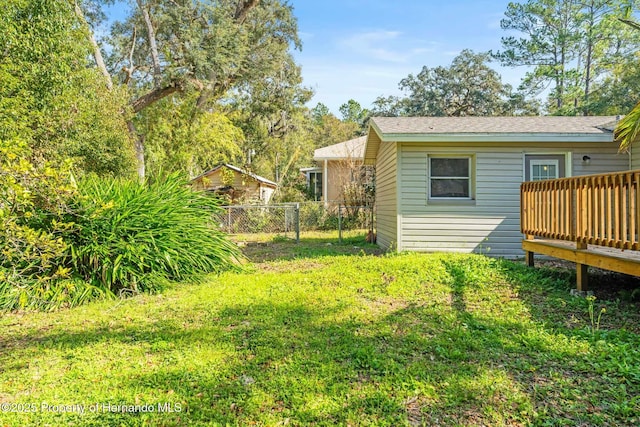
[0,166,242,310]
[66,174,242,296]
[0,140,79,310]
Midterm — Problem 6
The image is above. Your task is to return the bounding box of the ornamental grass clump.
[67,174,242,296]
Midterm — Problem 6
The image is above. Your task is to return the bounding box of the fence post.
[227,207,232,234]
[338,204,342,243]
[295,203,300,243]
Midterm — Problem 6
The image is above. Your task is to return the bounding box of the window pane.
[431,158,469,177]
[532,163,557,181]
[431,179,470,198]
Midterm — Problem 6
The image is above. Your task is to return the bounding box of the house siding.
[632,144,640,170]
[323,160,363,202]
[195,169,274,202]
[375,141,397,250]
[397,141,628,257]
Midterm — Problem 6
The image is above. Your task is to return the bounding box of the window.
[524,154,565,181]
[309,172,322,201]
[429,156,472,199]
[530,159,559,181]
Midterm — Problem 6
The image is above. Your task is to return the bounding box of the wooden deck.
[522,238,640,290]
[521,170,640,290]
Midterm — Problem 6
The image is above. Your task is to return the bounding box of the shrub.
[0,164,242,310]
[0,139,80,310]
[66,174,242,295]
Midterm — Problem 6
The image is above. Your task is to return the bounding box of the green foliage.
[0,140,82,310]
[66,174,243,295]
[0,0,134,177]
[102,0,304,179]
[374,50,539,117]
[494,0,640,114]
[339,99,370,134]
[141,94,244,178]
[0,156,242,310]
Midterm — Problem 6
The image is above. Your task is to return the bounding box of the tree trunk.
[127,121,146,180]
[137,0,162,86]
[74,1,113,90]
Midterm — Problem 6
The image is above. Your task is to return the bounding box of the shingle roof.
[370,116,619,135]
[193,164,277,187]
[314,135,367,160]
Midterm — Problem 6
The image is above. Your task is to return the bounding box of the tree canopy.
[372,50,539,117]
[493,0,640,115]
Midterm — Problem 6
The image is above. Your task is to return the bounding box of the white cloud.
[337,30,441,64]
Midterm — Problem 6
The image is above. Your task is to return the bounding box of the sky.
[289,0,526,114]
[104,0,526,115]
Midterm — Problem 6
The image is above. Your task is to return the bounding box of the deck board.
[522,238,640,278]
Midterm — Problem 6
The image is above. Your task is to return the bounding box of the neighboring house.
[301,136,367,202]
[192,164,277,204]
[364,116,631,257]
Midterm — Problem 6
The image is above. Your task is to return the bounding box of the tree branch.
[136,0,162,86]
[234,0,260,24]
[131,82,183,113]
[74,1,113,90]
[123,26,137,86]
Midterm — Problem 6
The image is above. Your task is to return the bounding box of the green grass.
[1,239,639,426]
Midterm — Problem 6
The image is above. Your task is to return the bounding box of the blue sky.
[291,0,524,114]
[104,0,525,115]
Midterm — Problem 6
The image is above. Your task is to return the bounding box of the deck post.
[576,263,588,291]
[525,235,535,266]
[576,241,588,291]
[525,251,534,267]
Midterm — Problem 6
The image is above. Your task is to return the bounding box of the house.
[364,116,631,257]
[632,138,640,169]
[192,163,277,204]
[301,136,367,202]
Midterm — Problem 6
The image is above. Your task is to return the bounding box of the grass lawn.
[1,235,639,426]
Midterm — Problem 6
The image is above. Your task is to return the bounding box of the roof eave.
[378,132,614,143]
[364,121,384,165]
[313,156,364,161]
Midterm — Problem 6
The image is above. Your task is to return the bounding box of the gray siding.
[573,151,631,176]
[375,141,397,250]
[632,144,640,170]
[396,141,628,257]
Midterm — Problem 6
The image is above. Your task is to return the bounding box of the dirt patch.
[525,258,640,304]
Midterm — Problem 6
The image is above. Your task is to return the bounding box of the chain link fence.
[215,202,375,242]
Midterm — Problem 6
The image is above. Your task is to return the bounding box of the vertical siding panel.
[375,142,397,250]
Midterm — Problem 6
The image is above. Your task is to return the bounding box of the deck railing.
[521,169,640,251]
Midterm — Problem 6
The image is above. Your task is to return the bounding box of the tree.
[225,54,314,185]
[0,0,134,176]
[379,50,538,117]
[78,0,302,179]
[370,96,406,117]
[493,0,583,111]
[612,17,640,151]
[141,93,245,178]
[308,107,359,148]
[494,0,640,114]
[339,99,370,134]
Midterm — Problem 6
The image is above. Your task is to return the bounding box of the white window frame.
[522,151,571,181]
[428,155,473,200]
[308,171,323,201]
[529,159,560,181]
